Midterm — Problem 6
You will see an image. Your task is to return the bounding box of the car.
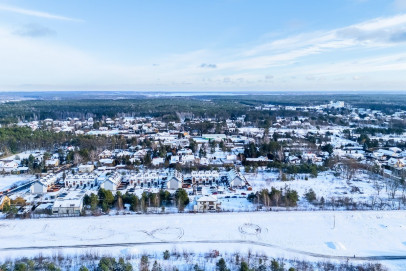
[231,195,237,198]
[225,196,230,198]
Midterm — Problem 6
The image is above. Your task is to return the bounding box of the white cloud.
[214,14,406,73]
[0,4,82,22]
[0,12,406,91]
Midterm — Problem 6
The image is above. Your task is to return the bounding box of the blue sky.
[0,0,406,91]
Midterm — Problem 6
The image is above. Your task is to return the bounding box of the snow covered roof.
[197,195,218,202]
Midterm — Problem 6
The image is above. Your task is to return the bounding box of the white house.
[170,155,180,164]
[78,164,95,173]
[181,154,195,164]
[245,156,269,162]
[0,160,19,173]
[167,170,183,190]
[152,157,165,166]
[30,181,48,194]
[30,174,57,194]
[99,149,112,158]
[227,170,246,187]
[195,195,220,212]
[100,172,122,191]
[52,192,84,215]
[45,159,59,168]
[99,158,114,166]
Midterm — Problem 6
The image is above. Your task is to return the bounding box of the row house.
[127,171,161,187]
[64,174,98,188]
[185,170,220,185]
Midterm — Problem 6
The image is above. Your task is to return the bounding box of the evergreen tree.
[216,258,229,271]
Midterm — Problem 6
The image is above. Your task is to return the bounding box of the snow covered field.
[0,175,34,191]
[245,170,389,207]
[1,211,406,270]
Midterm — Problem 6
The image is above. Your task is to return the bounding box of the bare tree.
[373,179,383,196]
[387,179,400,199]
[73,153,82,165]
[341,159,360,181]
[89,150,98,162]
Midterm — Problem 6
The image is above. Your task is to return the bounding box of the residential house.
[78,164,95,173]
[0,160,19,173]
[30,174,57,194]
[195,195,221,212]
[227,170,247,187]
[45,159,59,168]
[128,171,160,187]
[0,195,10,211]
[167,170,183,190]
[64,174,98,188]
[99,150,113,159]
[100,172,122,191]
[152,157,165,166]
[52,192,84,215]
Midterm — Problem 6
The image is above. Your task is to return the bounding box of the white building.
[167,170,183,190]
[100,172,122,191]
[0,160,19,173]
[52,191,84,215]
[30,174,57,194]
[152,157,165,166]
[227,170,246,187]
[202,134,227,141]
[186,170,219,185]
[195,195,220,212]
[45,159,59,168]
[64,174,98,188]
[170,155,180,164]
[78,164,95,173]
[127,171,161,187]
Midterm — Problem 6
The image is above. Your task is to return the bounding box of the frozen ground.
[0,175,34,191]
[1,150,44,161]
[1,211,406,270]
[246,170,384,204]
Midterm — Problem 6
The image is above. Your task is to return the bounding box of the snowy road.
[1,211,406,268]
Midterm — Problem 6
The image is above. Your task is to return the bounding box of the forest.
[1,92,406,124]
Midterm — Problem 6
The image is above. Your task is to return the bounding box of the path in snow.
[1,211,406,263]
[1,240,406,262]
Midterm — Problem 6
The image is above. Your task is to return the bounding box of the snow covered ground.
[1,150,43,161]
[246,170,387,206]
[1,211,406,270]
[0,175,34,191]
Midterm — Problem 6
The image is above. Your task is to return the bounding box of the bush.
[304,189,317,203]
[163,250,170,260]
[216,258,229,271]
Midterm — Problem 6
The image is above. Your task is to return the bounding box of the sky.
[0,0,406,92]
